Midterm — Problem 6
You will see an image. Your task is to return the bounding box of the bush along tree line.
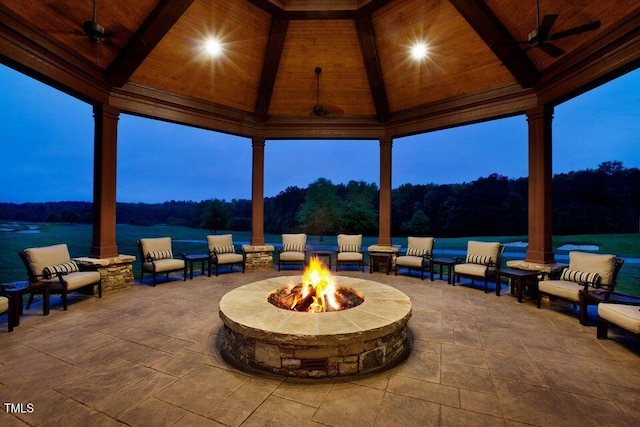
[1,162,639,237]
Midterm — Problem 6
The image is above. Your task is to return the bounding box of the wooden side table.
[0,281,50,326]
[430,258,461,284]
[495,268,539,303]
[184,254,211,279]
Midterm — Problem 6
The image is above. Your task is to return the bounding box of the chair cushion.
[454,263,488,278]
[146,250,173,261]
[568,252,616,285]
[214,245,235,254]
[216,253,244,265]
[282,234,307,247]
[43,260,79,279]
[207,234,233,251]
[538,279,583,302]
[598,303,640,334]
[337,252,363,262]
[139,237,172,258]
[143,258,185,273]
[560,268,600,286]
[396,255,425,268]
[339,244,361,253]
[338,234,362,247]
[283,244,305,252]
[23,244,72,278]
[466,254,492,265]
[0,296,8,314]
[466,241,500,265]
[57,271,101,291]
[280,251,305,262]
[406,237,434,256]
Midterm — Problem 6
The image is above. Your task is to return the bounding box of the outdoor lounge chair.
[335,234,364,272]
[137,237,187,286]
[207,234,245,276]
[597,294,640,339]
[395,236,435,280]
[453,241,504,293]
[537,251,624,323]
[278,233,307,270]
[0,295,12,332]
[19,243,102,310]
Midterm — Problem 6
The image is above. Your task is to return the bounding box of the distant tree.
[338,180,378,234]
[46,212,60,223]
[201,199,229,233]
[297,178,340,241]
[401,208,430,236]
[60,210,79,225]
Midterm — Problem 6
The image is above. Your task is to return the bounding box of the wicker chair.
[137,237,186,286]
[335,234,364,272]
[278,234,307,271]
[395,236,435,280]
[206,234,245,276]
[19,243,102,310]
[537,251,624,323]
[453,241,504,293]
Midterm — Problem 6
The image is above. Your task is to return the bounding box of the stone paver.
[0,269,638,426]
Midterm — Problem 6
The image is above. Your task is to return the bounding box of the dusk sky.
[1,64,639,204]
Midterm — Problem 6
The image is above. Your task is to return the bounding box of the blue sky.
[1,64,638,203]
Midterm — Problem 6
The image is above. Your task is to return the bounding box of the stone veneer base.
[242,245,275,272]
[219,276,412,378]
[74,255,136,294]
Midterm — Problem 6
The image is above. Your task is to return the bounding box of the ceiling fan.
[83,0,106,43]
[311,67,344,117]
[521,0,601,58]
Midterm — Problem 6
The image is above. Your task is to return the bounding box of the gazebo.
[1,0,639,266]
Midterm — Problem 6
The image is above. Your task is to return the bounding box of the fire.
[292,257,340,312]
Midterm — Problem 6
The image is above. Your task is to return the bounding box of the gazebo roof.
[1,0,639,139]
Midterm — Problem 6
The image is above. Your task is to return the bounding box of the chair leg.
[26,293,35,309]
[98,282,102,299]
[183,265,187,281]
[597,318,609,339]
[62,291,68,311]
[152,271,157,287]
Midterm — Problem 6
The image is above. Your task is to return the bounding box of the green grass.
[1,222,638,295]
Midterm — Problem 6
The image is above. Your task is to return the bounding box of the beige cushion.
[568,252,616,285]
[0,296,8,313]
[598,303,640,334]
[454,263,490,278]
[338,234,362,247]
[337,252,363,262]
[280,251,305,262]
[143,258,185,273]
[467,241,500,261]
[216,253,244,265]
[407,237,434,253]
[140,237,172,258]
[23,244,72,278]
[396,256,425,268]
[282,234,306,247]
[207,234,233,252]
[538,279,583,302]
[56,271,101,291]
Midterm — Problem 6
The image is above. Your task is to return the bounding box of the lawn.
[1,222,638,295]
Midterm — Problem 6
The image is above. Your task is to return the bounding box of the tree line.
[1,162,638,237]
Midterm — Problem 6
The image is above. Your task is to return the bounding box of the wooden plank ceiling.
[1,0,639,136]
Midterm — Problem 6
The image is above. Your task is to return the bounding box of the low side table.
[430,258,461,284]
[0,281,50,326]
[184,254,211,279]
[495,268,539,303]
[313,251,332,270]
[369,252,393,274]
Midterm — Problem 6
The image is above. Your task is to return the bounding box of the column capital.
[526,104,554,122]
[379,137,393,148]
[252,137,266,148]
[93,103,120,120]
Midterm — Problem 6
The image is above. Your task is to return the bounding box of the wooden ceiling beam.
[355,15,390,122]
[449,0,539,88]
[106,0,195,87]
[254,17,288,123]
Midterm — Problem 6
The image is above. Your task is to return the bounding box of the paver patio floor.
[1,269,638,426]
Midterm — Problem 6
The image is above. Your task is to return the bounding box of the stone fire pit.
[219,276,411,378]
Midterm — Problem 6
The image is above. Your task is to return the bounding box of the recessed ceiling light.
[411,42,429,61]
[203,38,223,57]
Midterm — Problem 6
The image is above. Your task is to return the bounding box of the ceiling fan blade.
[538,14,558,39]
[539,42,565,58]
[549,20,601,41]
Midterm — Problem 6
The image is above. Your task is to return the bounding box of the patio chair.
[207,234,245,276]
[335,234,364,272]
[395,236,435,280]
[537,251,624,322]
[453,241,504,293]
[19,243,102,310]
[0,295,12,332]
[597,294,640,339]
[137,237,187,286]
[278,233,307,271]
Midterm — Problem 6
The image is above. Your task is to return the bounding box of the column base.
[242,245,275,272]
[74,254,136,293]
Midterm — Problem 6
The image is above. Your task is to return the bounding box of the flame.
[293,256,340,312]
